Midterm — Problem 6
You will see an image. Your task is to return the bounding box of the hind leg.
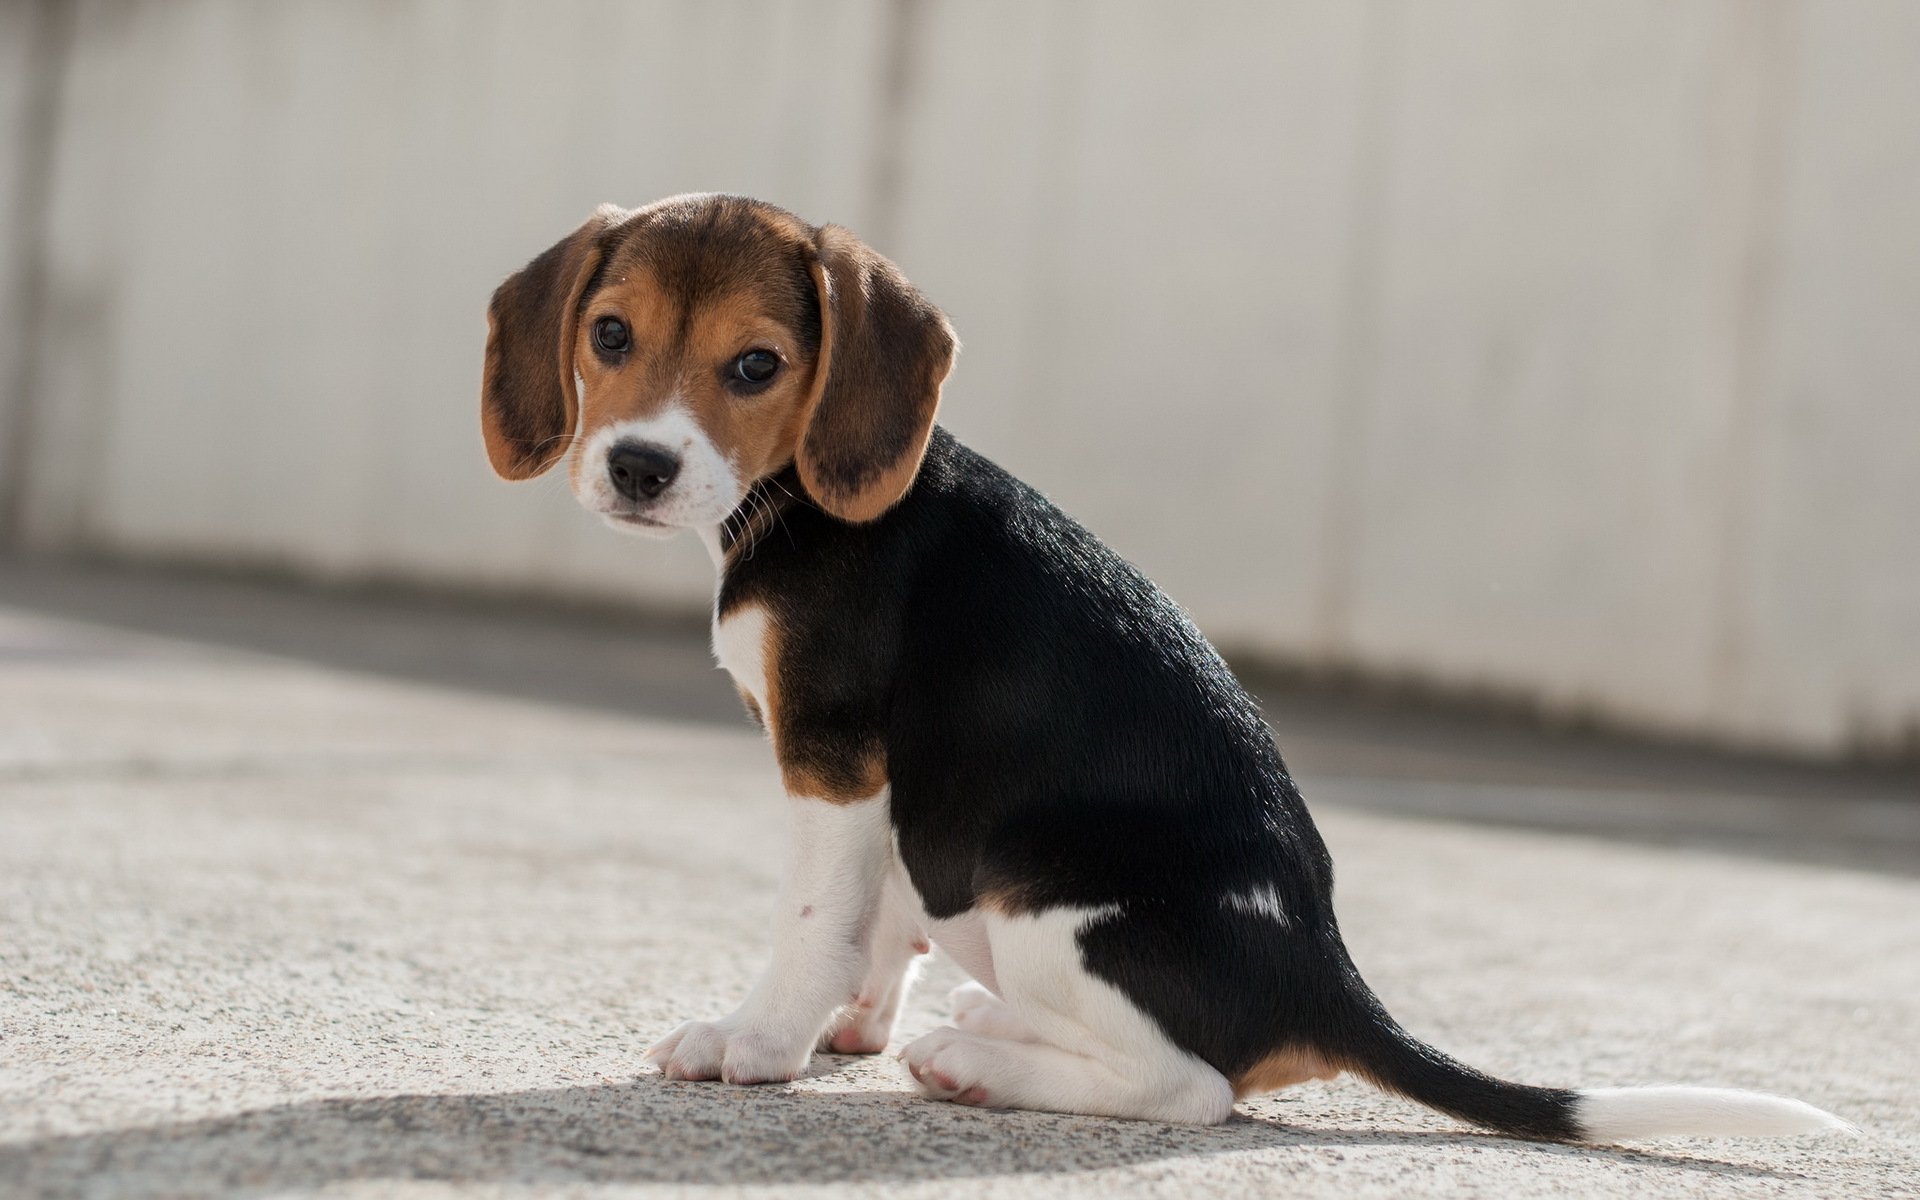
[900,906,1234,1124]
[948,981,1042,1043]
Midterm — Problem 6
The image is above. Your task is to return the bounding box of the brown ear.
[480,204,626,480]
[796,225,957,522]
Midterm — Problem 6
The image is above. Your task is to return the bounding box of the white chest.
[711,604,772,716]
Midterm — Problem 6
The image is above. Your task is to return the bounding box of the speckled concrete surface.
[1,588,1917,1198]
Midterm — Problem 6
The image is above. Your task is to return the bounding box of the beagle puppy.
[480,193,1848,1141]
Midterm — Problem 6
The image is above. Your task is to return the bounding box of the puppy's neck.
[707,465,810,573]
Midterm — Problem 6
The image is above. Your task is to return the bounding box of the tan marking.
[728,601,886,806]
[779,754,889,806]
[736,688,764,728]
[976,885,1045,918]
[1231,1046,1343,1098]
[752,603,782,727]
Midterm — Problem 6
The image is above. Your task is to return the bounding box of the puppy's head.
[480,194,956,535]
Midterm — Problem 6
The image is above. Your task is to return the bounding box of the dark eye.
[592,316,630,355]
[732,349,780,386]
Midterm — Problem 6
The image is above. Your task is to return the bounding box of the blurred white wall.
[2,0,1916,759]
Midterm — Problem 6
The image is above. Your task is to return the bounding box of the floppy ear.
[480,205,626,480]
[796,225,957,522]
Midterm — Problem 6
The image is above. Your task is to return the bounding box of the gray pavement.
[1,558,1916,1198]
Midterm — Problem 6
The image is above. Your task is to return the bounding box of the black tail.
[1326,981,1851,1143]
[1331,985,1584,1142]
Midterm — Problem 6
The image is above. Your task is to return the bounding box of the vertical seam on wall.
[1016,2,1083,457]
[1311,0,1401,659]
[1,0,75,545]
[864,0,924,254]
[1709,0,1801,725]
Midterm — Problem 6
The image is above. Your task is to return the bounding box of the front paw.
[819,998,895,1056]
[818,972,913,1055]
[646,1019,812,1085]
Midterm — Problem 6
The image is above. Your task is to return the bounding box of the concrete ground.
[1,558,1916,1199]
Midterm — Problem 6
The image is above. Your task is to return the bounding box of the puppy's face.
[568,198,822,536]
[481,194,957,535]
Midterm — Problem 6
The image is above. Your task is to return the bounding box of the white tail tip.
[1575,1086,1857,1142]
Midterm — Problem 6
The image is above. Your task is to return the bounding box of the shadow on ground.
[0,555,743,726]
[0,1075,1796,1199]
[1,555,1913,877]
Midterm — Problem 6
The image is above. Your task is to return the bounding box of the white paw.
[820,942,926,1055]
[819,995,896,1055]
[949,981,999,1022]
[949,981,1040,1042]
[646,1018,812,1085]
[900,1025,997,1106]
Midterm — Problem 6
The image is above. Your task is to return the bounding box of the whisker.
[740,488,768,563]
[761,477,805,547]
[768,477,814,513]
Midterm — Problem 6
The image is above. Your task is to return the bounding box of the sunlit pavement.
[2,558,1916,1199]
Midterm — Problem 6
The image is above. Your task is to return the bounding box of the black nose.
[607,443,680,501]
